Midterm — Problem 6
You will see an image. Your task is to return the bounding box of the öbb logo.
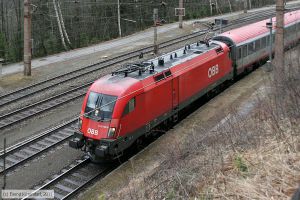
[87,128,98,135]
[208,65,219,78]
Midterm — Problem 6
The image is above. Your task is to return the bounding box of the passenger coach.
[213,11,300,76]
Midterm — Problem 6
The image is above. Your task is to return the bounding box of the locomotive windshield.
[84,92,117,121]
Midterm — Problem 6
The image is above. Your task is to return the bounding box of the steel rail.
[0,119,77,174]
[22,157,111,200]
[21,157,90,200]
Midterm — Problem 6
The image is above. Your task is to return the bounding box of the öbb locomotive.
[69,11,300,162]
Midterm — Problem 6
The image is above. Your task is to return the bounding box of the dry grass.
[208,122,300,200]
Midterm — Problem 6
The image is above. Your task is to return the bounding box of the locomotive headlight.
[107,127,116,138]
[95,109,99,116]
[78,118,83,130]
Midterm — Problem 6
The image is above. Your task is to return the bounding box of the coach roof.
[217,10,300,45]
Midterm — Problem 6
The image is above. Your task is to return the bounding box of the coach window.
[292,24,296,32]
[255,40,261,50]
[123,97,136,116]
[291,25,295,32]
[242,45,248,57]
[238,47,242,59]
[261,37,267,48]
[248,42,254,55]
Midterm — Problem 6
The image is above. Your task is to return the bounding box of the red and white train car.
[70,10,300,162]
[214,10,300,75]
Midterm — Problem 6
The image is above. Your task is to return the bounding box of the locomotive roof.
[109,41,223,81]
[89,40,226,97]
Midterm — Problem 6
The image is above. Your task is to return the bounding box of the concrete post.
[2,137,6,189]
[266,18,273,71]
[244,0,248,13]
[179,0,183,28]
[24,0,32,76]
[274,0,285,71]
[117,0,122,37]
[0,58,3,76]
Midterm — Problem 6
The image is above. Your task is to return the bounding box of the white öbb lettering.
[208,65,219,78]
[87,128,98,135]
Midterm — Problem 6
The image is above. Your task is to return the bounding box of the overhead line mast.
[118,0,122,37]
[274,0,285,71]
[24,0,32,76]
[244,0,248,13]
[179,0,183,28]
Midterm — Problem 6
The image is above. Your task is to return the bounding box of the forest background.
[0,0,286,63]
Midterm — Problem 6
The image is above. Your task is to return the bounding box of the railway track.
[0,3,298,174]
[0,119,77,174]
[0,6,295,109]
[0,83,88,130]
[0,7,299,199]
[21,157,112,200]
[0,31,206,108]
[0,8,292,132]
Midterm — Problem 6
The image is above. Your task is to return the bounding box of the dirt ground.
[78,46,300,200]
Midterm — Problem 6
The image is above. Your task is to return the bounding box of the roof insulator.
[174,52,178,58]
[150,63,155,74]
[183,49,186,54]
[139,69,142,76]
[197,42,199,46]
[170,54,173,59]
[158,57,164,66]
[188,44,191,49]
[125,72,128,77]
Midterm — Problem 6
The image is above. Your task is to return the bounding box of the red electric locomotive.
[69,41,233,162]
[69,10,300,162]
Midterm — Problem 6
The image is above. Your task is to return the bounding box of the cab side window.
[123,97,136,116]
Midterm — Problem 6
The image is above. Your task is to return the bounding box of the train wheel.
[87,152,113,164]
[88,152,103,163]
[135,137,145,151]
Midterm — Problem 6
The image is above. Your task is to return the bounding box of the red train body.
[69,10,300,162]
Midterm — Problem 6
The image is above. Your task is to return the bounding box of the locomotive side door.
[172,77,179,121]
